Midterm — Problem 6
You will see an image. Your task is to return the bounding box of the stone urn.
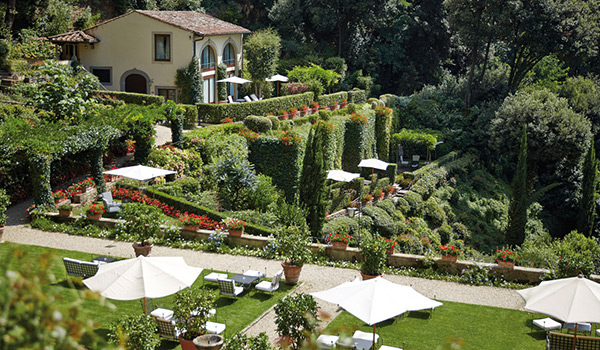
[132,242,153,257]
[193,334,223,350]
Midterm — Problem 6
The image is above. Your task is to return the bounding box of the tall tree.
[506,125,528,246]
[577,142,597,236]
[244,28,281,98]
[299,128,327,238]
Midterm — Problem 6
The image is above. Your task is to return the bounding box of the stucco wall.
[79,11,243,96]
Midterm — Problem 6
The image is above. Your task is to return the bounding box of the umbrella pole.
[373,324,376,350]
[144,297,147,315]
[573,323,578,350]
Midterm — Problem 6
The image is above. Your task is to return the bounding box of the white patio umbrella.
[216,76,252,84]
[311,277,442,349]
[517,275,600,350]
[265,74,289,96]
[327,170,360,183]
[358,158,389,171]
[103,165,176,182]
[83,256,202,313]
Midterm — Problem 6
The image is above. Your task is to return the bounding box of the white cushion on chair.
[316,334,339,349]
[150,308,174,320]
[244,270,265,278]
[204,321,226,335]
[533,317,561,331]
[204,272,228,283]
[352,330,379,350]
[379,346,402,350]
[255,280,276,292]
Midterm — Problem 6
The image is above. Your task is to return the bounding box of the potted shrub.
[385,184,395,198]
[374,189,384,201]
[361,193,373,206]
[301,104,309,116]
[107,314,160,350]
[52,189,69,204]
[439,244,461,262]
[275,226,312,284]
[0,189,10,241]
[119,203,163,256]
[360,236,387,280]
[310,101,319,113]
[329,232,351,250]
[495,247,519,269]
[289,107,299,118]
[341,99,348,108]
[57,203,73,217]
[274,293,319,350]
[383,237,397,255]
[80,177,95,191]
[181,214,201,231]
[173,287,217,350]
[222,217,245,237]
[86,203,105,220]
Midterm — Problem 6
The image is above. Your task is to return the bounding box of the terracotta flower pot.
[87,213,101,220]
[281,261,302,285]
[496,260,515,269]
[132,242,153,257]
[184,224,199,231]
[386,246,395,255]
[228,229,243,237]
[360,272,383,280]
[441,255,458,262]
[178,334,197,350]
[331,241,348,250]
[59,209,72,217]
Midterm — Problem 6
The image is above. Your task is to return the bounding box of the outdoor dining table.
[231,272,263,288]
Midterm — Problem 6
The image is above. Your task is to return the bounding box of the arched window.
[201,46,215,70]
[223,43,235,66]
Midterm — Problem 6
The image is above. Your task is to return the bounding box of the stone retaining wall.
[47,213,573,284]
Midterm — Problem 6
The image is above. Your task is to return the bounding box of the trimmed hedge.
[342,107,376,172]
[248,136,303,200]
[93,90,164,106]
[118,183,275,237]
[348,89,367,104]
[317,92,348,107]
[390,128,441,162]
[180,104,197,129]
[183,122,244,141]
[198,92,314,123]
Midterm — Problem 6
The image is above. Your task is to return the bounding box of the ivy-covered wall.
[248,137,303,200]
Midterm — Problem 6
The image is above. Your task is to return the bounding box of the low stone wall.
[47,213,569,284]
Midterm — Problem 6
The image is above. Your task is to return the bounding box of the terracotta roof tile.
[47,30,99,43]
[137,10,251,36]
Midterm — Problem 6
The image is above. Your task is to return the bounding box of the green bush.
[245,174,281,212]
[348,88,367,103]
[322,216,360,237]
[198,92,314,123]
[555,231,600,277]
[244,115,273,133]
[92,90,164,105]
[342,108,376,172]
[362,206,397,237]
[403,191,424,216]
[108,314,159,350]
[180,104,198,129]
[390,128,439,161]
[374,106,393,161]
[360,235,387,275]
[375,198,395,216]
[317,91,348,107]
[268,115,280,130]
[274,293,319,349]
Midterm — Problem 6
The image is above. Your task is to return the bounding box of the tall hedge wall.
[248,136,303,200]
[93,90,165,106]
[180,104,197,129]
[198,92,314,123]
[117,183,275,237]
[317,91,348,107]
[348,89,367,104]
[342,108,376,172]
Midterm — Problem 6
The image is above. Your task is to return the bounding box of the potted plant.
[439,244,461,262]
[274,293,319,350]
[80,177,95,191]
[383,237,397,255]
[181,214,201,231]
[120,203,163,257]
[360,236,387,280]
[107,314,160,350]
[361,193,373,206]
[57,203,73,217]
[385,184,395,198]
[173,287,217,350]
[86,203,105,220]
[341,99,348,108]
[275,226,312,284]
[222,217,245,237]
[52,189,69,204]
[301,104,309,116]
[310,101,319,113]
[289,107,299,118]
[495,247,519,269]
[329,232,351,250]
[0,189,10,241]
[329,101,339,110]
[374,189,384,201]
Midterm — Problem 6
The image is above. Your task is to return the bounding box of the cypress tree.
[577,142,597,236]
[299,128,327,238]
[506,126,528,246]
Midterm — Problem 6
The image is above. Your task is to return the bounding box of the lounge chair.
[250,94,262,101]
[399,156,409,166]
[533,317,561,332]
[217,278,243,298]
[411,155,420,168]
[227,95,237,104]
[204,321,226,335]
[379,346,403,350]
[204,271,228,284]
[244,95,252,102]
[154,317,180,340]
[352,330,379,350]
[255,269,283,294]
[317,334,339,349]
[100,191,121,213]
[62,257,100,278]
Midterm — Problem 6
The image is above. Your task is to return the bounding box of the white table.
[316,334,339,349]
[533,317,562,331]
[379,346,403,350]
[564,322,592,333]
[352,330,379,350]
[150,308,173,320]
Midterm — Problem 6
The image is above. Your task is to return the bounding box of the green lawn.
[0,242,294,349]
[325,300,548,350]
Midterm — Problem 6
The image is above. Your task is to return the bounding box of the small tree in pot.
[119,203,163,256]
[360,235,387,279]
[274,293,319,350]
[108,313,160,350]
[275,226,312,284]
[173,287,217,350]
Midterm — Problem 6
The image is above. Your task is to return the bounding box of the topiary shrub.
[375,198,395,216]
[268,115,280,130]
[403,191,424,216]
[244,115,273,133]
[318,110,332,121]
[322,216,360,238]
[362,206,397,237]
[555,231,600,277]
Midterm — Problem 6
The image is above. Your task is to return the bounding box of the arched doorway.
[125,74,147,93]
[120,69,150,94]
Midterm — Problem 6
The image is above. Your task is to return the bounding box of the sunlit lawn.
[325,300,550,350]
[0,242,294,349]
